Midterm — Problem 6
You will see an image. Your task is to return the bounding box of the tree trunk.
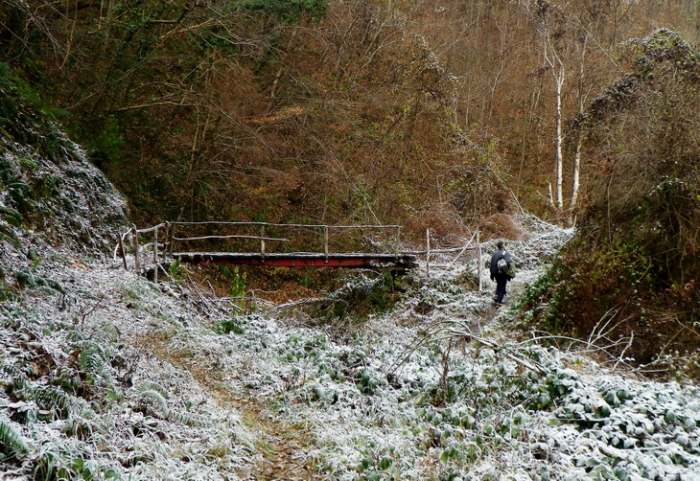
[570,132,583,210]
[554,68,565,211]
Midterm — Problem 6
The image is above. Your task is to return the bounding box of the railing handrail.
[116,220,404,275]
[115,220,483,292]
[172,234,289,242]
[167,220,401,229]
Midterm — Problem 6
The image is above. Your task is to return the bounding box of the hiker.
[489,240,514,305]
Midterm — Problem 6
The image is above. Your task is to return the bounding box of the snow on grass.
[0,256,255,480]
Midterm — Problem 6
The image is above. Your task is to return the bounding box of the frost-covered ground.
[0,252,257,480]
[2,215,699,481]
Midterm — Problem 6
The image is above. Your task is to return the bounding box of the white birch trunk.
[554,68,565,211]
[570,34,588,214]
[543,28,565,214]
[571,132,582,209]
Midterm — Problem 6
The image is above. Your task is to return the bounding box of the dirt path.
[134,332,319,481]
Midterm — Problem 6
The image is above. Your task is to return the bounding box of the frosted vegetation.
[1,214,699,481]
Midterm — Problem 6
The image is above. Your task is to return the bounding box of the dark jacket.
[489,249,513,279]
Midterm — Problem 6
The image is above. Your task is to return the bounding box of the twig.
[76,295,106,326]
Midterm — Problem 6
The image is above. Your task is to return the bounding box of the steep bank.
[518,30,700,372]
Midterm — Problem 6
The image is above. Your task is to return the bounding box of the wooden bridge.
[115,221,420,280]
[115,220,483,288]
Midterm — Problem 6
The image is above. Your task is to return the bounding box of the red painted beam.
[173,252,417,269]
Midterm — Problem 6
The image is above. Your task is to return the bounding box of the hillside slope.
[1,68,257,480]
[519,30,700,372]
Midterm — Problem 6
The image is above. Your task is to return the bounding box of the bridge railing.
[114,222,483,291]
[114,221,403,278]
[114,223,170,282]
[167,221,402,256]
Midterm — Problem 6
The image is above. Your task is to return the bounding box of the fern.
[77,342,112,386]
[167,410,203,428]
[136,389,169,419]
[137,382,168,398]
[0,418,29,463]
[1,363,29,393]
[51,366,82,395]
[31,385,73,418]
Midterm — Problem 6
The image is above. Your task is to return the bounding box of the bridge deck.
[173,252,417,269]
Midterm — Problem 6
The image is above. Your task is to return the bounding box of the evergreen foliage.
[0,418,28,463]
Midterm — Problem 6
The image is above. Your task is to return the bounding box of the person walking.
[489,240,514,305]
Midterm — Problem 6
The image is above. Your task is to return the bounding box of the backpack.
[496,257,508,274]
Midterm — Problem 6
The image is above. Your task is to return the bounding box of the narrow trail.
[135,331,319,481]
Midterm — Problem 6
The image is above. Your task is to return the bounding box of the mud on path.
[135,331,320,481]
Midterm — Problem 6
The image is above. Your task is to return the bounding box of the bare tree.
[542,25,565,212]
[570,32,589,214]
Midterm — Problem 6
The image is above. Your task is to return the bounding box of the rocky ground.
[2,214,699,481]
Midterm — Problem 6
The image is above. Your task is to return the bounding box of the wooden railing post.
[168,223,175,256]
[162,222,169,262]
[153,226,159,283]
[425,228,431,278]
[131,224,141,274]
[394,226,401,255]
[117,233,128,271]
[323,225,329,259]
[477,229,482,292]
[260,225,266,256]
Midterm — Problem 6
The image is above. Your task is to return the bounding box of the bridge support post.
[260,225,266,258]
[394,226,401,255]
[163,222,170,264]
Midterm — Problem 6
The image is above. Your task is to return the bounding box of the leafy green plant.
[18,155,39,172]
[215,318,245,335]
[31,386,73,419]
[355,369,380,396]
[168,259,185,281]
[77,342,112,387]
[0,221,21,249]
[356,445,400,481]
[0,419,29,463]
[0,205,23,226]
[15,270,63,293]
[36,174,63,198]
[217,266,247,296]
[33,450,101,481]
[136,389,169,419]
[0,278,16,301]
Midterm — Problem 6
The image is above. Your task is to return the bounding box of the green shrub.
[219,266,247,299]
[168,259,185,281]
[215,318,245,335]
